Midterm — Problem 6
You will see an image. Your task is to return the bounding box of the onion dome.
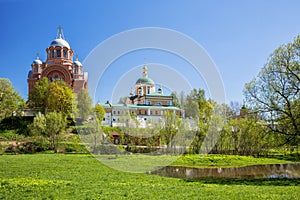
[50,38,70,49]
[135,65,155,86]
[73,54,82,66]
[50,26,70,49]
[32,53,42,65]
[136,77,155,86]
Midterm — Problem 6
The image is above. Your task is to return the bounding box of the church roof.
[127,104,181,110]
[147,92,168,96]
[32,59,42,65]
[50,26,70,49]
[135,64,155,86]
[73,60,82,66]
[98,102,181,110]
[50,38,70,49]
[135,77,155,86]
[73,55,82,66]
[32,54,42,65]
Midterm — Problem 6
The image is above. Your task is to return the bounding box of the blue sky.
[1,0,300,104]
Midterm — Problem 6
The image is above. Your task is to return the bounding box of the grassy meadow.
[0,154,299,199]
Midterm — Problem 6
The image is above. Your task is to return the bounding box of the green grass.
[171,154,295,168]
[0,154,299,199]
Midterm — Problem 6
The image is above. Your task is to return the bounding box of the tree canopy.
[28,112,66,150]
[29,78,76,118]
[76,88,93,121]
[244,35,300,148]
[47,80,76,118]
[0,78,24,121]
[95,104,105,123]
[29,77,49,113]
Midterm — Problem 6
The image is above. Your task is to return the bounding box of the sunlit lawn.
[0,154,299,199]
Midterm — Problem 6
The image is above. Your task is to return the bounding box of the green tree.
[278,99,300,149]
[44,112,66,150]
[28,113,47,150]
[160,111,182,153]
[244,35,300,150]
[28,112,66,151]
[76,89,93,121]
[78,121,104,153]
[0,78,23,121]
[171,91,181,108]
[47,81,76,118]
[29,77,49,113]
[29,78,76,118]
[95,104,106,123]
[179,91,185,107]
[183,89,211,119]
[236,118,266,156]
[228,101,242,118]
[28,113,46,136]
[190,90,214,154]
[184,89,199,119]
[217,118,269,156]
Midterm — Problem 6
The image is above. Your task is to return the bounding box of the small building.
[109,132,121,144]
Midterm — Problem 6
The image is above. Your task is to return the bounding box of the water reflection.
[149,163,300,179]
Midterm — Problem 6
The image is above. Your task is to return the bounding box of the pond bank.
[149,163,300,178]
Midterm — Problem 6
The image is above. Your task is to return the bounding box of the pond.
[148,163,300,179]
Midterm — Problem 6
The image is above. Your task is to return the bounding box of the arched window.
[51,50,54,58]
[74,68,78,74]
[63,50,67,58]
[57,49,61,58]
[54,74,59,80]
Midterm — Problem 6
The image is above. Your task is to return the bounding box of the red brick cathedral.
[27,26,88,97]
